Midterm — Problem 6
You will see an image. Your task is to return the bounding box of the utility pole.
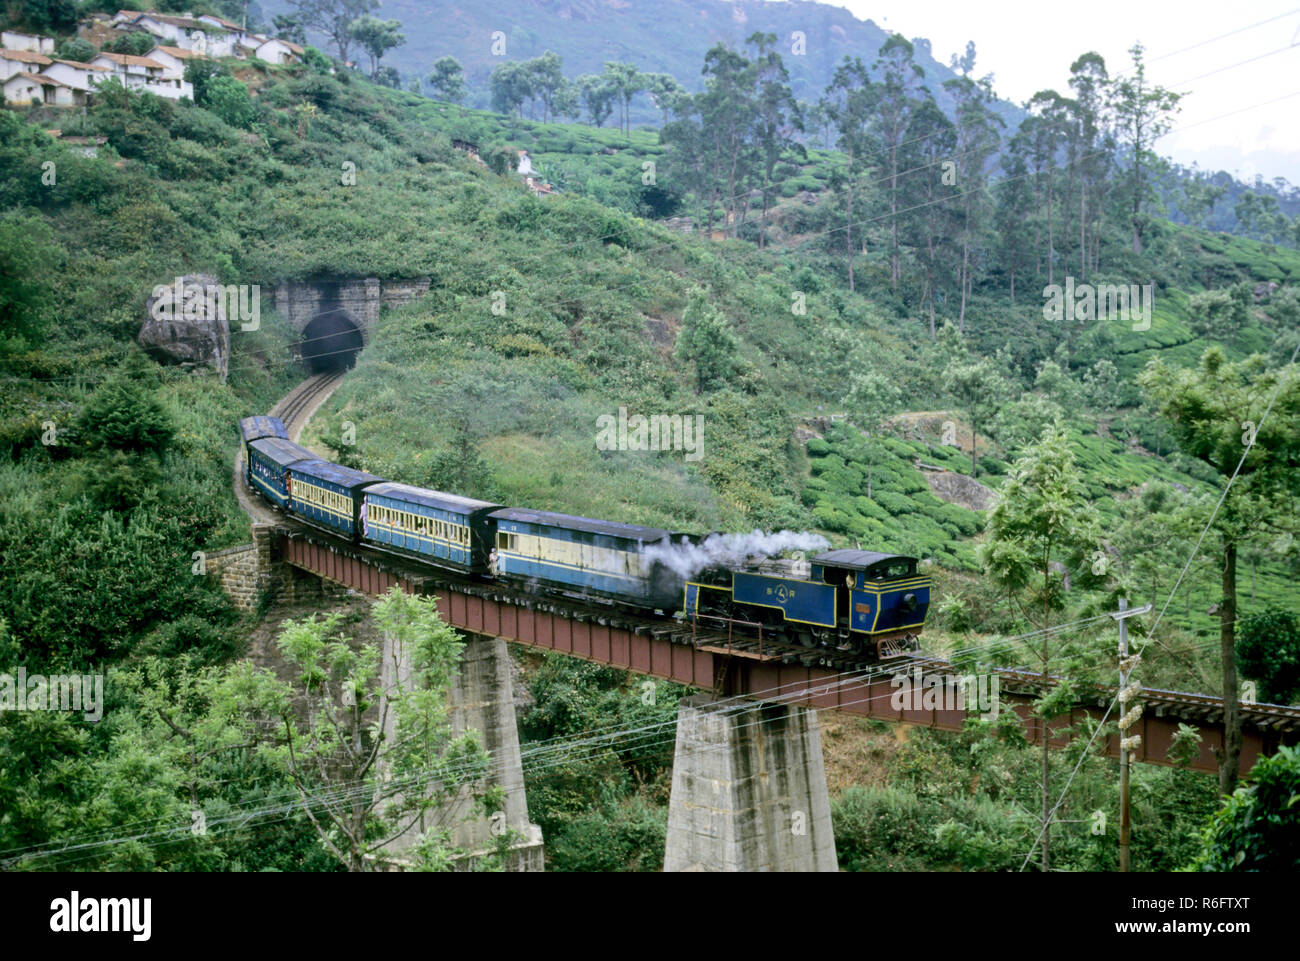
[1111,598,1151,872]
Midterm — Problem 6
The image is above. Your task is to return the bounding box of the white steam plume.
[643,530,830,581]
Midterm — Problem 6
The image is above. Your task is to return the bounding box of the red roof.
[47,59,112,71]
[199,14,243,31]
[94,51,166,69]
[6,71,69,87]
[0,49,52,64]
[150,45,204,60]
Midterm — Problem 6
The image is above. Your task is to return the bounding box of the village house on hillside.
[41,58,112,92]
[253,37,304,65]
[1,10,302,106]
[91,51,192,99]
[1,31,54,54]
[3,72,84,106]
[0,48,52,80]
[107,9,299,63]
[146,44,203,80]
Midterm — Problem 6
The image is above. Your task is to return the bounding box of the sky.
[830,0,1300,187]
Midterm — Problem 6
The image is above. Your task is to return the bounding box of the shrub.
[106,31,154,56]
[204,75,258,129]
[872,490,914,515]
[832,786,937,871]
[1191,745,1300,870]
[853,496,891,523]
[1236,609,1300,704]
[805,437,830,457]
[57,38,97,63]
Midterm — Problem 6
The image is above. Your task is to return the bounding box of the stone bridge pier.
[664,695,838,872]
[377,631,544,871]
[208,530,543,870]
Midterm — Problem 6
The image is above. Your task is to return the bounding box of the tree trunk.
[846,159,855,293]
[1079,184,1087,279]
[1040,581,1051,873]
[1046,167,1055,287]
[890,148,900,290]
[1219,540,1242,796]
[958,202,970,329]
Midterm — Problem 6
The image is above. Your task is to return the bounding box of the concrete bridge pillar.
[443,635,544,870]
[664,695,838,872]
[379,632,544,871]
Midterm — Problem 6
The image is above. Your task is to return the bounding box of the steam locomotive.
[241,415,930,657]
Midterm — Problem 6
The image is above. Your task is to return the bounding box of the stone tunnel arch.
[301,308,363,372]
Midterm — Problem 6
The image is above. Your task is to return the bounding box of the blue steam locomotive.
[240,416,930,656]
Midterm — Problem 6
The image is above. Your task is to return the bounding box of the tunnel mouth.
[301,309,363,372]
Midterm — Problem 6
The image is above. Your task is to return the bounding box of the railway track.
[271,370,345,442]
[233,371,346,524]
[655,622,1300,732]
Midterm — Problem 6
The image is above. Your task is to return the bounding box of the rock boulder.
[138,273,230,382]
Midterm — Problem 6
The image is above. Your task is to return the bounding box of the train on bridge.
[241,415,931,658]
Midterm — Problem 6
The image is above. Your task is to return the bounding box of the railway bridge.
[210,518,1300,871]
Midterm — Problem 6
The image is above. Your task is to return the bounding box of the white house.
[40,59,112,91]
[109,11,147,28]
[198,14,251,49]
[253,38,302,65]
[1,31,55,54]
[129,14,234,57]
[146,45,204,80]
[0,48,52,80]
[234,33,265,57]
[90,51,191,99]
[3,72,84,107]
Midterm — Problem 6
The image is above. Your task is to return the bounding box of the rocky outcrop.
[922,469,997,512]
[1254,281,1280,302]
[138,273,231,381]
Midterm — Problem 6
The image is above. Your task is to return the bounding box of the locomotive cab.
[810,550,929,656]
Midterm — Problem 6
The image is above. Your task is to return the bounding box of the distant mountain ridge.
[261,0,1025,127]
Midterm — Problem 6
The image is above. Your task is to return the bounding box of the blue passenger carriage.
[362,483,499,573]
[286,460,382,539]
[246,436,315,508]
[239,415,289,444]
[489,508,682,610]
